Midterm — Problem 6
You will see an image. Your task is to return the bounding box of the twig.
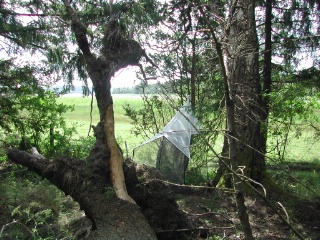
[138,64,157,81]
[199,206,234,224]
[277,202,290,224]
[87,86,94,137]
[156,226,235,233]
[0,220,33,237]
[149,179,236,193]
[142,51,158,69]
[242,175,267,197]
[243,179,304,240]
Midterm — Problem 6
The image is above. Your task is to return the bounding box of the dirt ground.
[174,189,320,240]
[128,160,320,240]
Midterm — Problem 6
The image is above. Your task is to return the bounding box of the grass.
[0,169,78,239]
[56,94,145,154]
[266,126,320,164]
[285,134,319,162]
[268,163,320,198]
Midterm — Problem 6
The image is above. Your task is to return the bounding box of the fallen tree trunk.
[7,148,156,239]
[7,148,192,240]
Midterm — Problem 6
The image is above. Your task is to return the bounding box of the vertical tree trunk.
[223,2,255,235]
[224,0,266,181]
[190,37,197,111]
[260,0,273,157]
[198,3,255,238]
[226,96,254,240]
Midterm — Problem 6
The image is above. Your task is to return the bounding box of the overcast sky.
[53,65,141,88]
[111,66,140,88]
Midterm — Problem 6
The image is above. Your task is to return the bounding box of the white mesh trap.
[133,97,201,183]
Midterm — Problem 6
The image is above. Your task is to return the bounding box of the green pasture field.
[56,94,145,154]
[266,109,320,164]
[57,94,320,163]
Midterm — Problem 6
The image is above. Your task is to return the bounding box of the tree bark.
[7,148,157,239]
[6,1,194,238]
[104,104,135,203]
[25,0,170,238]
[223,0,266,182]
[225,97,253,240]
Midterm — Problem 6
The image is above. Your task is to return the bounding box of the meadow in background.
[57,94,320,163]
[57,94,145,156]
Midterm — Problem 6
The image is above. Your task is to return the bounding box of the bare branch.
[138,64,157,81]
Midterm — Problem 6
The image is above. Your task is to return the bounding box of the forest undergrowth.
[1,158,320,239]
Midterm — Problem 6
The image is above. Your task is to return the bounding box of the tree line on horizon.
[111,81,174,94]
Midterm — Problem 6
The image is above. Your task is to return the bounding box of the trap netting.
[133,97,201,183]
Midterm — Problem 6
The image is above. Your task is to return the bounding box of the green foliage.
[268,81,320,162]
[0,59,39,132]
[112,87,135,94]
[0,171,77,239]
[184,167,206,185]
[270,84,319,122]
[0,57,84,161]
[0,89,95,237]
[104,187,116,199]
[43,133,95,160]
[0,3,50,53]
[256,1,320,67]
[1,2,320,237]
[267,160,320,198]
[0,87,77,158]
[206,236,225,240]
[124,94,175,138]
[130,0,163,26]
[111,82,173,94]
